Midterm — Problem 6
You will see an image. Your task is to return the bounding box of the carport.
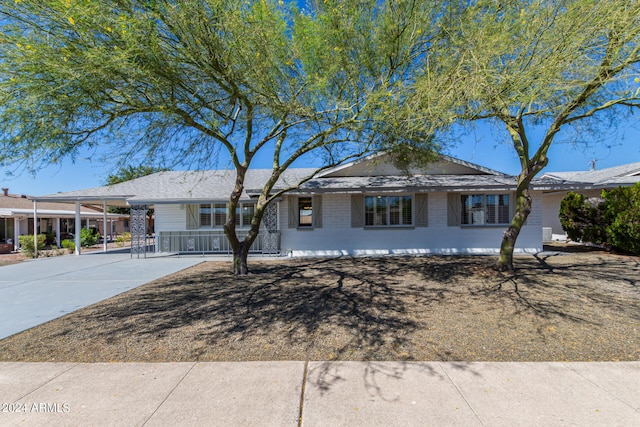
[29,194,134,256]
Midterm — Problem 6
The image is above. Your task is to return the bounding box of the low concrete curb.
[1,362,638,426]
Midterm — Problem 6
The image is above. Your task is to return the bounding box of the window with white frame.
[213,203,227,226]
[199,204,212,227]
[461,194,510,225]
[198,202,256,228]
[365,195,412,226]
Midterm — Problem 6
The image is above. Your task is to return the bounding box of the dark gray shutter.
[288,196,297,228]
[351,195,364,228]
[312,195,322,228]
[447,193,461,226]
[415,193,428,227]
[186,204,198,229]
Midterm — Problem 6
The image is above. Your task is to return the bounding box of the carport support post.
[55,218,61,248]
[103,201,108,252]
[33,200,38,258]
[74,202,81,255]
[13,217,20,251]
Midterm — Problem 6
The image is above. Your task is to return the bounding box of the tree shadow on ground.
[80,257,467,360]
[9,253,634,365]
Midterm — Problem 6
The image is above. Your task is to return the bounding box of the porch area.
[157,230,281,256]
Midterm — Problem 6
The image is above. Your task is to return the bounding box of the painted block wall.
[280,192,543,256]
[154,192,544,256]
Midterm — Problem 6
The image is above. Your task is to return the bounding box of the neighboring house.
[32,154,576,256]
[540,162,640,238]
[0,187,128,251]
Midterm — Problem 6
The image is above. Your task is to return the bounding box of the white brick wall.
[153,194,544,255]
[280,191,543,256]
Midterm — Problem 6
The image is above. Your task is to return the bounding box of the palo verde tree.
[0,0,442,274]
[105,164,169,219]
[411,0,640,271]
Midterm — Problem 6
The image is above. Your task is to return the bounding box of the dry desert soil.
[0,248,638,362]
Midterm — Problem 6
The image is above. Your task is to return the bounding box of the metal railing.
[157,230,280,255]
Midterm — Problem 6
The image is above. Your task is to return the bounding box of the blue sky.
[2,118,639,196]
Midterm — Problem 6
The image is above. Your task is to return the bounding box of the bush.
[80,228,98,247]
[559,192,607,245]
[61,239,76,252]
[115,232,131,247]
[18,234,46,258]
[44,232,56,246]
[560,183,640,255]
[603,183,640,255]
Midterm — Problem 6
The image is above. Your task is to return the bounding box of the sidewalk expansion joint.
[560,362,640,414]
[141,362,198,426]
[440,363,486,426]
[298,361,309,427]
[16,363,79,402]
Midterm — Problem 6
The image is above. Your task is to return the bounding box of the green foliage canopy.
[0,0,447,273]
[408,0,640,270]
[0,0,440,175]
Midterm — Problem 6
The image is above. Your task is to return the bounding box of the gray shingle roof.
[541,162,640,186]
[33,169,318,204]
[34,157,637,205]
[292,174,570,193]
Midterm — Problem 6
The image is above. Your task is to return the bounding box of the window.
[298,197,313,227]
[213,203,227,226]
[461,194,509,225]
[199,204,212,227]
[241,203,255,227]
[197,202,256,228]
[365,195,412,226]
[288,195,322,229]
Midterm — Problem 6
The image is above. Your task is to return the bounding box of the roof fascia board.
[29,195,132,203]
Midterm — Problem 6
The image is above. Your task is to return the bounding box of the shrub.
[61,239,76,252]
[603,183,640,255]
[18,234,46,258]
[44,232,56,246]
[560,183,640,255]
[115,232,131,247]
[80,228,98,247]
[559,192,607,245]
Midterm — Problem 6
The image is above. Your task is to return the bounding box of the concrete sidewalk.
[0,254,204,340]
[0,362,638,426]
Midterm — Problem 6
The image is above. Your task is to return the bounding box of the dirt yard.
[0,250,638,362]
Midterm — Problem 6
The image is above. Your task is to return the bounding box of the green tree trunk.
[497,176,533,272]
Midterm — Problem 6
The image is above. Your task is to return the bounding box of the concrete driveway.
[0,253,204,340]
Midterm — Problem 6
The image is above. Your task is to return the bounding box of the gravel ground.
[0,250,638,362]
[0,252,25,266]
